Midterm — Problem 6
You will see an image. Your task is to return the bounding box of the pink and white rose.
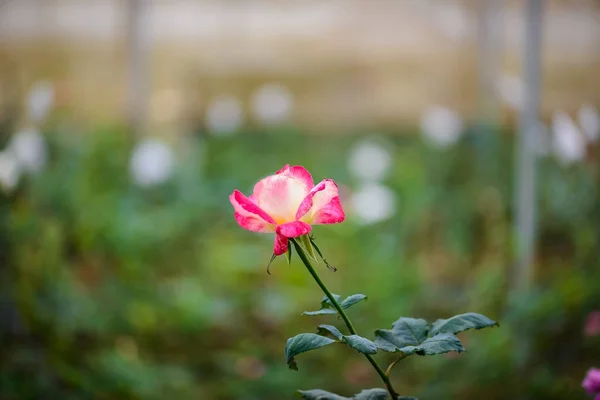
[229,164,345,255]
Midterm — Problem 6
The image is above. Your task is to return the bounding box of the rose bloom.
[229,164,345,255]
[582,368,600,399]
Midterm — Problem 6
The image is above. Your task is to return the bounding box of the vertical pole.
[475,0,504,180]
[126,0,150,136]
[513,2,543,385]
[514,0,543,292]
[477,0,503,128]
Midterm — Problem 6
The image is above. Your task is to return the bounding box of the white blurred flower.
[348,139,392,182]
[420,106,463,148]
[496,75,523,110]
[251,83,294,125]
[0,150,20,193]
[206,95,243,136]
[350,182,396,225]
[8,128,47,173]
[27,81,54,123]
[578,104,600,142]
[129,138,174,187]
[552,111,586,166]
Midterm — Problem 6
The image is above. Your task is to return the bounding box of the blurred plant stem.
[290,238,399,400]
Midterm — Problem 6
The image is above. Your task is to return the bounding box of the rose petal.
[276,164,314,192]
[275,221,312,238]
[252,171,310,224]
[274,234,289,256]
[296,179,345,224]
[230,190,276,232]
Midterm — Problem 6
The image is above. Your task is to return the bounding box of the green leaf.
[321,294,342,307]
[398,333,465,356]
[374,317,429,352]
[375,317,464,357]
[353,389,388,400]
[429,312,498,336]
[303,309,338,316]
[341,294,367,309]
[344,335,378,355]
[373,329,404,352]
[302,295,340,316]
[285,333,336,370]
[286,245,293,265]
[297,388,417,400]
[353,389,417,400]
[317,325,378,355]
[317,324,344,340]
[391,317,429,345]
[297,389,350,399]
[304,294,367,316]
[299,234,318,260]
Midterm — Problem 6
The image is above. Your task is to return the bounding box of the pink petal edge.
[276,164,314,191]
[275,221,312,238]
[296,179,345,224]
[229,190,276,233]
[274,234,289,256]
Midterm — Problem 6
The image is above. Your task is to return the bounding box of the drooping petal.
[274,234,289,256]
[230,190,276,232]
[296,179,345,224]
[276,164,314,192]
[275,221,312,238]
[252,171,311,224]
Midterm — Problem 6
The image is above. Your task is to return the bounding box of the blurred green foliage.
[1,124,599,400]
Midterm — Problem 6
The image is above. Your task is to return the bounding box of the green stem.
[290,238,399,400]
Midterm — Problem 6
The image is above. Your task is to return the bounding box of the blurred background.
[0,0,599,399]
